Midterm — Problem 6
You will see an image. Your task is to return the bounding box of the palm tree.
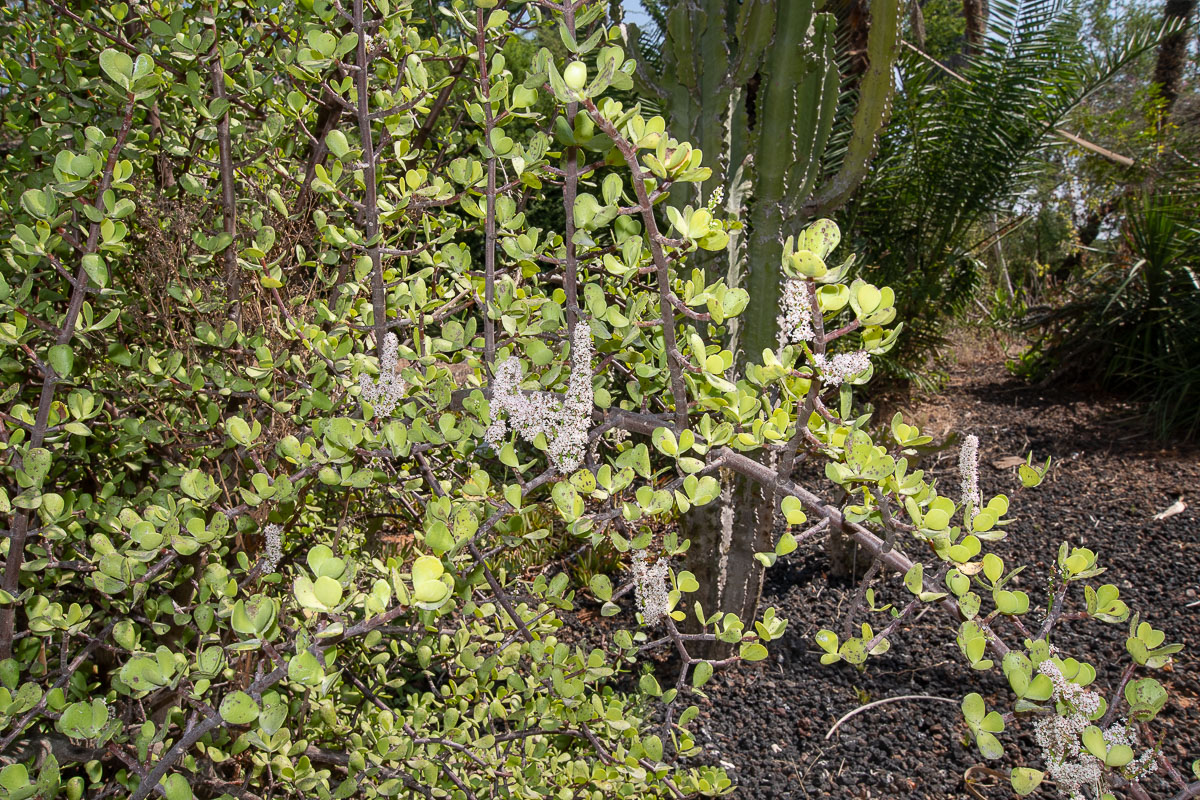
[840,0,1170,383]
[1152,0,1197,113]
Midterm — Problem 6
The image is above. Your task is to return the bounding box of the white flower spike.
[485,325,594,473]
[359,333,406,417]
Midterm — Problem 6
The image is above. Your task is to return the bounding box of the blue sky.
[622,0,654,29]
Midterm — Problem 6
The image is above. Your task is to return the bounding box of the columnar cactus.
[626,0,900,361]
[626,0,901,626]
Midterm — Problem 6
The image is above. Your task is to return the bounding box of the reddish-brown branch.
[351,0,386,358]
[475,8,498,367]
[561,4,580,343]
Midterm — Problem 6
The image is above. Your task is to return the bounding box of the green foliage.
[1010,765,1045,795]
[961,692,1005,759]
[0,1,755,795]
[913,0,970,62]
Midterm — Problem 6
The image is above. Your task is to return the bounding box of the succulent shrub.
[0,2,1195,800]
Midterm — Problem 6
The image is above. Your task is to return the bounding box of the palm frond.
[840,0,1172,373]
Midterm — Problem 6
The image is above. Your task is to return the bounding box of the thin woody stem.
[581,98,689,430]
[353,0,386,359]
[476,8,498,367]
[0,95,138,660]
[561,4,580,343]
[712,446,1012,659]
[209,21,240,329]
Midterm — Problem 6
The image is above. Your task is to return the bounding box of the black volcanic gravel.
[684,339,1200,799]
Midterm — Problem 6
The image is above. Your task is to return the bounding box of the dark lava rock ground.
[687,336,1200,799]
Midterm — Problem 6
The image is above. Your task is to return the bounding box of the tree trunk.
[827,522,863,579]
[837,0,873,83]
[1152,0,1198,115]
[1054,193,1125,280]
[681,465,777,657]
[962,0,987,55]
[992,212,1014,300]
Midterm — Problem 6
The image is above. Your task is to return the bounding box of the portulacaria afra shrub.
[0,1,1193,799]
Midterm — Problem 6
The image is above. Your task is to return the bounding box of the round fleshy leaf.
[306,544,334,575]
[161,774,192,800]
[856,284,882,315]
[675,571,699,593]
[739,642,767,662]
[780,496,807,526]
[1081,726,1106,759]
[817,284,850,312]
[120,657,166,693]
[313,576,343,608]
[412,555,443,584]
[961,692,985,724]
[1010,768,1043,796]
[414,577,449,604]
[800,218,841,259]
[293,576,320,610]
[1106,744,1134,768]
[219,691,259,725]
[288,652,324,686]
[976,731,1003,760]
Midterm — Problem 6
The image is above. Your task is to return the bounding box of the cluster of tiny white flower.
[485,325,594,473]
[707,185,725,212]
[1034,715,1101,799]
[1102,723,1157,780]
[262,524,283,574]
[359,333,406,417]
[1042,659,1103,716]
[1034,660,1104,799]
[959,434,981,516]
[632,550,670,626]
[607,427,630,446]
[777,279,815,346]
[1032,660,1157,799]
[812,350,870,386]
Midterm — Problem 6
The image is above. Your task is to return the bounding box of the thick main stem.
[741,0,816,365]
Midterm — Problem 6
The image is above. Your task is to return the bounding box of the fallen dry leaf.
[992,456,1026,469]
[1152,497,1186,521]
